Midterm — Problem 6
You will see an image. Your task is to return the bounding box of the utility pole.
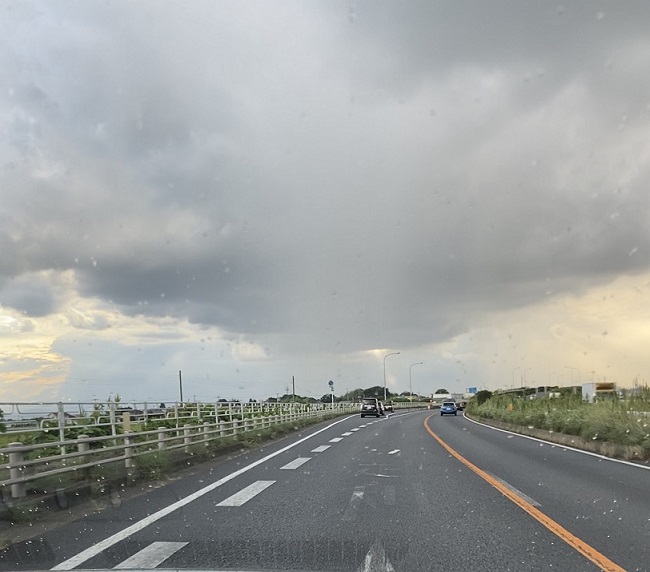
[179,370,183,403]
[292,376,295,403]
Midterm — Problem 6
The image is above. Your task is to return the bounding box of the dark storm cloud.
[2,0,650,357]
[0,274,57,317]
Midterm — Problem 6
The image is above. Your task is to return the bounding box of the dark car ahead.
[440,401,457,416]
[360,398,384,418]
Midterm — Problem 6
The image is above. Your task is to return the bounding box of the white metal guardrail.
[0,401,428,499]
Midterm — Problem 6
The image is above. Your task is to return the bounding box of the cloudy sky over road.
[2,1,650,403]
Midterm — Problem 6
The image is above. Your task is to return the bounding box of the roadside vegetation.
[1,410,348,529]
[466,389,650,460]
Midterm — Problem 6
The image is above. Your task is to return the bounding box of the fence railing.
[1,401,427,499]
[0,400,355,438]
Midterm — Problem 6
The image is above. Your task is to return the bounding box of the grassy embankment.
[466,392,650,461]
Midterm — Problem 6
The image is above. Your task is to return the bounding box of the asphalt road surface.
[2,409,649,571]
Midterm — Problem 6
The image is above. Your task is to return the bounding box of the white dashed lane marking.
[280,457,311,470]
[311,445,330,453]
[113,542,187,570]
[329,437,343,443]
[216,480,276,507]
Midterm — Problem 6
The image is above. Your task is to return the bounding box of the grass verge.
[466,394,650,462]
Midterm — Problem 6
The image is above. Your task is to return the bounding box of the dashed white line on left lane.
[280,457,311,470]
[216,480,276,507]
[311,445,331,453]
[51,415,355,571]
[113,542,187,570]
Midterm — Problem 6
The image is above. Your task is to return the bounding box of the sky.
[2,0,650,405]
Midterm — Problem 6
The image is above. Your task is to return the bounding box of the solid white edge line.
[463,412,650,471]
[51,415,356,571]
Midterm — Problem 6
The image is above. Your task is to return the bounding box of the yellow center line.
[424,415,625,572]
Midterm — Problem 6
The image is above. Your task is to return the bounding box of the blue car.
[440,401,457,416]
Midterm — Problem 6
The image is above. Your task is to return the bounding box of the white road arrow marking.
[357,541,395,572]
[342,486,365,522]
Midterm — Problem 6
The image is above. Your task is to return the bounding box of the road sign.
[328,380,334,386]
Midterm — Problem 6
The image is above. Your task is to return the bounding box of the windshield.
[2,1,649,571]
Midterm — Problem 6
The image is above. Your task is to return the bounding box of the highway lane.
[1,409,642,571]
[429,412,650,571]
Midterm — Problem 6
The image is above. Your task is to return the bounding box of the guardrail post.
[158,428,167,450]
[77,434,90,463]
[233,420,239,435]
[109,401,117,438]
[219,420,225,437]
[203,422,210,447]
[8,443,26,499]
[184,424,192,453]
[124,433,133,469]
[57,402,66,455]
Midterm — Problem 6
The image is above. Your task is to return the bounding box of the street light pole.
[512,367,520,390]
[409,362,423,402]
[383,351,400,402]
[565,366,580,394]
[565,366,580,385]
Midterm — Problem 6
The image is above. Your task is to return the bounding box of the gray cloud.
[2,1,650,398]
